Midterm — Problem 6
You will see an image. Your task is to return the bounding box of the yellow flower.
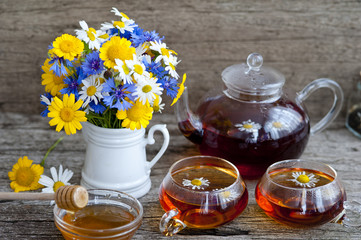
[52,34,84,61]
[8,156,44,192]
[116,100,153,130]
[47,94,87,135]
[99,36,135,69]
[41,59,67,97]
[171,73,187,106]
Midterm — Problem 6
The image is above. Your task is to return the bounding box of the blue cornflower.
[48,57,72,77]
[143,58,166,79]
[158,76,179,99]
[89,101,107,114]
[60,67,86,99]
[40,93,52,117]
[131,28,164,47]
[102,78,136,111]
[82,52,104,76]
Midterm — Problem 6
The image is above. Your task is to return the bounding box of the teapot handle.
[296,78,344,135]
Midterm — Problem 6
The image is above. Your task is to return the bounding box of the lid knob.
[246,53,263,74]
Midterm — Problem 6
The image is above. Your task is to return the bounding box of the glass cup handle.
[339,201,361,227]
[159,208,187,236]
[296,78,344,135]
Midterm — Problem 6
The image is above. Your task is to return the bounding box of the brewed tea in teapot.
[176,53,343,179]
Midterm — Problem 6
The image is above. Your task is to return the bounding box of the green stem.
[40,136,64,167]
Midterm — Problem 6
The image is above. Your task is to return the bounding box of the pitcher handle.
[145,124,170,169]
[296,78,344,135]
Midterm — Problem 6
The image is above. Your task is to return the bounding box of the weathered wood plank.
[1,0,361,117]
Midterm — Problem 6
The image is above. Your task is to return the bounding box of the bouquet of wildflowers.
[40,7,186,135]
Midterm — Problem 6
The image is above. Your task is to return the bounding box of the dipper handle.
[0,185,88,211]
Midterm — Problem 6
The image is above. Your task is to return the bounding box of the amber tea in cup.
[54,189,143,240]
[255,159,361,228]
[159,156,248,236]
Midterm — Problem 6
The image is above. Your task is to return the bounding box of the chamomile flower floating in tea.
[288,171,320,188]
[235,119,262,133]
[182,177,210,190]
[218,189,238,202]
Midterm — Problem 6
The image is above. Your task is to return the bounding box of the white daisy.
[164,54,180,79]
[152,95,165,113]
[133,76,163,104]
[182,177,210,190]
[149,40,170,63]
[218,189,238,203]
[288,171,320,188]
[40,94,52,106]
[75,20,106,50]
[126,54,149,81]
[79,75,103,107]
[38,165,73,193]
[235,119,262,133]
[101,18,136,34]
[135,45,147,60]
[114,59,133,84]
[111,7,130,21]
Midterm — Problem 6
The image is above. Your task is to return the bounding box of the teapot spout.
[175,87,203,145]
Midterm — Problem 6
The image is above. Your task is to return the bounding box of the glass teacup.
[54,189,143,240]
[255,159,361,228]
[159,155,248,236]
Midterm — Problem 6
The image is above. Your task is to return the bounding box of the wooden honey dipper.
[0,185,89,211]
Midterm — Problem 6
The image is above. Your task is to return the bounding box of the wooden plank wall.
[1,0,361,120]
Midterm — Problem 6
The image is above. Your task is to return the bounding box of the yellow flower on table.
[47,94,87,135]
[8,156,44,192]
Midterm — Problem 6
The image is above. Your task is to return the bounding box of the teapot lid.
[222,53,285,99]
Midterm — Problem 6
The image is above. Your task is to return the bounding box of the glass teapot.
[176,53,343,179]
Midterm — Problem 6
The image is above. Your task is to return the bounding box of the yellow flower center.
[134,64,143,75]
[243,124,253,129]
[160,48,170,57]
[121,12,130,20]
[16,167,35,186]
[297,174,310,183]
[53,181,65,192]
[142,85,152,93]
[60,107,75,122]
[59,40,75,53]
[122,64,130,75]
[153,105,160,112]
[53,75,65,85]
[86,86,97,96]
[191,179,202,186]
[113,21,125,29]
[169,62,175,71]
[272,122,283,128]
[221,191,231,198]
[107,44,133,62]
[86,28,97,41]
[127,106,144,121]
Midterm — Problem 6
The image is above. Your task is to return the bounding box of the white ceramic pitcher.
[80,121,169,198]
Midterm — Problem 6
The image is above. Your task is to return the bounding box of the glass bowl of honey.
[54,189,143,240]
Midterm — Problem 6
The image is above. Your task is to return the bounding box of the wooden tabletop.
[0,112,360,239]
